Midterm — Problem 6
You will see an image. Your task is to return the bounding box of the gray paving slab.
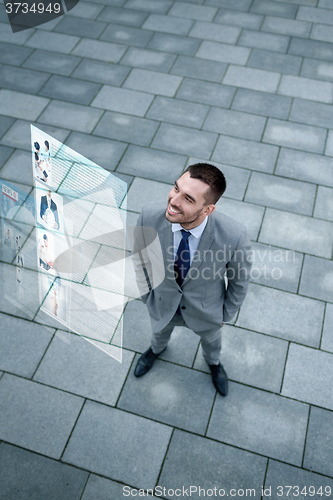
[92,86,154,116]
[297,5,333,24]
[0,115,14,140]
[170,55,227,82]
[0,314,54,378]
[124,0,172,14]
[223,65,280,92]
[215,198,264,240]
[282,344,333,410]
[0,22,33,45]
[159,429,267,500]
[67,1,104,19]
[38,101,103,134]
[62,400,172,489]
[147,32,200,55]
[100,23,153,46]
[93,111,158,146]
[263,118,326,154]
[251,0,298,18]
[196,41,251,65]
[214,9,263,29]
[22,49,81,77]
[147,96,209,128]
[237,283,325,347]
[0,90,49,121]
[203,108,266,141]
[322,303,333,353]
[194,324,288,392]
[259,208,333,258]
[0,373,83,458]
[39,75,101,105]
[71,39,127,62]
[126,177,171,212]
[168,2,217,21]
[238,29,290,53]
[207,382,308,466]
[120,47,176,71]
[54,16,107,39]
[311,23,333,44]
[0,42,33,66]
[278,74,333,103]
[314,185,333,221]
[290,99,333,130]
[118,356,215,433]
[301,57,333,82]
[189,21,240,43]
[176,79,235,108]
[319,0,333,6]
[276,148,333,188]
[247,49,302,75]
[81,475,133,500]
[212,136,279,173]
[157,325,200,367]
[152,123,217,157]
[264,460,333,500]
[123,68,181,96]
[72,59,130,86]
[207,0,252,10]
[288,37,333,62]
[0,443,88,500]
[117,144,186,182]
[232,89,292,119]
[0,145,13,169]
[299,255,333,302]
[0,150,34,185]
[142,13,193,35]
[65,131,127,171]
[325,130,333,156]
[25,31,80,54]
[245,171,316,216]
[261,15,311,37]
[98,6,147,26]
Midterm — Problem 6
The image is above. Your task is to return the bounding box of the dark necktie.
[174,229,191,287]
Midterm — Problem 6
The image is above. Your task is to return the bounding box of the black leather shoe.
[209,363,228,396]
[134,347,165,377]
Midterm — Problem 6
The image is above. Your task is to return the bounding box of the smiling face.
[165,172,215,229]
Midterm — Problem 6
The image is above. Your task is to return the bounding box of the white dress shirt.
[171,217,208,264]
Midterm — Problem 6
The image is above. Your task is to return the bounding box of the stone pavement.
[0,0,333,498]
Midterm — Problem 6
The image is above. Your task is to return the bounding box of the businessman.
[133,163,252,396]
[40,190,60,230]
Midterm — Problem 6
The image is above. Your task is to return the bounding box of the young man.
[133,163,252,396]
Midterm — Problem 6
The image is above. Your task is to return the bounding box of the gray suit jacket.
[133,204,252,333]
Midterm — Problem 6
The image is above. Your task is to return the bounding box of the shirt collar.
[171,216,208,238]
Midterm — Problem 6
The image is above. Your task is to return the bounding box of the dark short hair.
[44,140,49,149]
[184,163,226,204]
[43,234,48,240]
[34,142,40,150]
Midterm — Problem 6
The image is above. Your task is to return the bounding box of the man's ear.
[204,204,215,216]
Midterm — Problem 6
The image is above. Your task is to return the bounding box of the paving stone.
[159,429,267,497]
[171,55,227,82]
[168,2,217,21]
[290,99,333,130]
[263,118,326,154]
[93,111,158,146]
[39,75,101,105]
[276,148,333,188]
[25,31,80,54]
[62,400,172,489]
[0,314,54,377]
[148,96,209,128]
[152,123,217,157]
[38,101,103,134]
[251,0,298,18]
[72,59,130,85]
[0,374,83,458]
[142,13,193,35]
[325,129,333,156]
[0,22,33,44]
[117,145,186,182]
[65,132,127,171]
[0,443,88,500]
[118,357,215,433]
[100,23,152,47]
[0,120,70,152]
[196,41,251,65]
[120,47,176,71]
[0,115,14,140]
[215,198,264,241]
[303,408,333,478]
[126,177,171,212]
[297,5,333,24]
[22,49,81,77]
[319,0,333,6]
[237,283,324,346]
[259,208,333,259]
[67,1,104,18]
[301,57,333,82]
[0,145,13,169]
[0,42,32,66]
[81,475,132,500]
[189,21,240,44]
[176,78,235,108]
[245,172,316,216]
[262,15,311,37]
[223,66,280,92]
[278,74,333,103]
[0,150,34,185]
[264,459,333,500]
[123,68,182,96]
[311,23,333,44]
[322,303,333,353]
[314,185,333,221]
[207,0,252,10]
[283,344,333,410]
[203,108,266,141]
[232,89,291,119]
[212,136,279,173]
[0,90,49,121]
[72,39,127,62]
[147,32,200,55]
[289,37,333,62]
[238,30,290,53]
[98,5,147,25]
[124,0,172,13]
[54,16,107,38]
[208,383,308,465]
[91,85,153,116]
[247,49,302,76]
[214,9,263,29]
[299,255,333,302]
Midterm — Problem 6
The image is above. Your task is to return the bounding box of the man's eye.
[185,197,191,202]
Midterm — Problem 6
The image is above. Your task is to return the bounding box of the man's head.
[47,190,51,199]
[165,163,226,230]
[43,234,48,246]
